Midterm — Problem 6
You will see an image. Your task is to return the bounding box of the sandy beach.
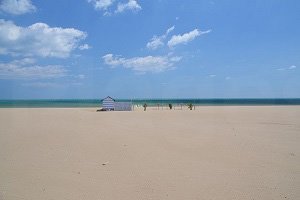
[0,106,299,200]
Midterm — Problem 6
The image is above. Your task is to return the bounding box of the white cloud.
[102,54,181,73]
[209,74,216,78]
[289,65,296,70]
[115,0,141,13]
[166,26,175,35]
[146,25,175,50]
[88,0,141,15]
[146,36,164,50]
[79,44,91,50]
[0,19,87,58]
[88,0,115,10]
[0,58,67,79]
[168,29,211,48]
[0,0,36,15]
[277,65,297,71]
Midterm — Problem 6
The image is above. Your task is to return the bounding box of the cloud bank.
[103,54,181,73]
[88,0,141,15]
[0,0,36,15]
[0,19,87,58]
[0,58,67,79]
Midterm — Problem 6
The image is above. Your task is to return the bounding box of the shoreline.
[1,105,300,109]
[1,98,300,108]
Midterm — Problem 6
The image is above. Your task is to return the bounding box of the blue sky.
[0,0,299,99]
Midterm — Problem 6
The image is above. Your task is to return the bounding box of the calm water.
[0,99,300,108]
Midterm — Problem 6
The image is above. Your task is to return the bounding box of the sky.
[0,0,299,99]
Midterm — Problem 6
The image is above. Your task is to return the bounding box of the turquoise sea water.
[0,99,300,108]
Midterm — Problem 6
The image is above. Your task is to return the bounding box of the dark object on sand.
[187,103,193,110]
[102,161,109,166]
[143,103,147,111]
[169,104,172,110]
[97,108,107,112]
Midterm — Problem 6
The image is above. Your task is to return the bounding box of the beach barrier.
[114,102,132,111]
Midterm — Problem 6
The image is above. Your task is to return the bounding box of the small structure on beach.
[101,96,132,111]
[102,96,115,111]
[114,102,132,111]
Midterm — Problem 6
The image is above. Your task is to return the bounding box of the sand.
[0,106,299,200]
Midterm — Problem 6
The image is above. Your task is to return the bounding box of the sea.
[0,99,300,108]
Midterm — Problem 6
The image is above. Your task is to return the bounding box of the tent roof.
[101,96,115,101]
